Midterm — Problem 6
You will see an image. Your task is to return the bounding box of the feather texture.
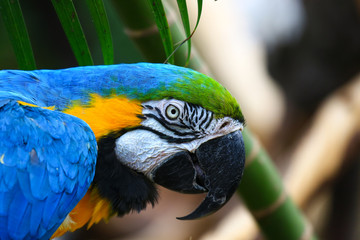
[0,100,97,239]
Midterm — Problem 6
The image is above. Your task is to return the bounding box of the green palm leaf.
[0,0,36,70]
[147,0,174,64]
[86,0,114,65]
[51,0,93,66]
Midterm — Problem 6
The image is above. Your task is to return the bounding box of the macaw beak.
[151,130,245,220]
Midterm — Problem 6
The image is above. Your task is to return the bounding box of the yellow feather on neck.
[17,101,55,110]
[51,189,113,239]
[63,94,143,139]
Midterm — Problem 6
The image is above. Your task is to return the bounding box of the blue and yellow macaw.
[0,63,245,239]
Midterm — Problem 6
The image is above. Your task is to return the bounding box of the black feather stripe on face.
[92,131,158,216]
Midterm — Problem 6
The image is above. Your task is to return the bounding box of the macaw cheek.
[151,130,246,220]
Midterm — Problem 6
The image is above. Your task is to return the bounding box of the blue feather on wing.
[0,100,97,239]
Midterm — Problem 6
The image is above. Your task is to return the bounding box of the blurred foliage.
[267,0,360,113]
[0,0,35,69]
[0,1,144,70]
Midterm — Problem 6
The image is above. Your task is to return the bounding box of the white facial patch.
[115,129,179,175]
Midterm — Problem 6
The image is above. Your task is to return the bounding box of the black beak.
[151,130,245,220]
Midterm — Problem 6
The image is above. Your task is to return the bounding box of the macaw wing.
[0,100,97,240]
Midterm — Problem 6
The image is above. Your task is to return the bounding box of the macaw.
[0,63,246,239]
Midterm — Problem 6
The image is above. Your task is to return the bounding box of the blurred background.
[1,0,360,239]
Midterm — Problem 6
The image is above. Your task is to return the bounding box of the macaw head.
[64,63,245,221]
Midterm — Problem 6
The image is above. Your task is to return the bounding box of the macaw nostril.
[219,121,230,129]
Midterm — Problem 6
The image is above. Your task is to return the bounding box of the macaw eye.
[165,104,180,120]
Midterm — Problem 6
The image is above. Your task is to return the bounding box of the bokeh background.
[1,0,360,239]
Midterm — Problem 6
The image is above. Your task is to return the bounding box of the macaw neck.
[92,132,159,216]
[62,94,143,139]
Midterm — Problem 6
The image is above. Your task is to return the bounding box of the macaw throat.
[92,131,158,216]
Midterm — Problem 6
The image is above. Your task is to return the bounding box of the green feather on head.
[119,63,244,123]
